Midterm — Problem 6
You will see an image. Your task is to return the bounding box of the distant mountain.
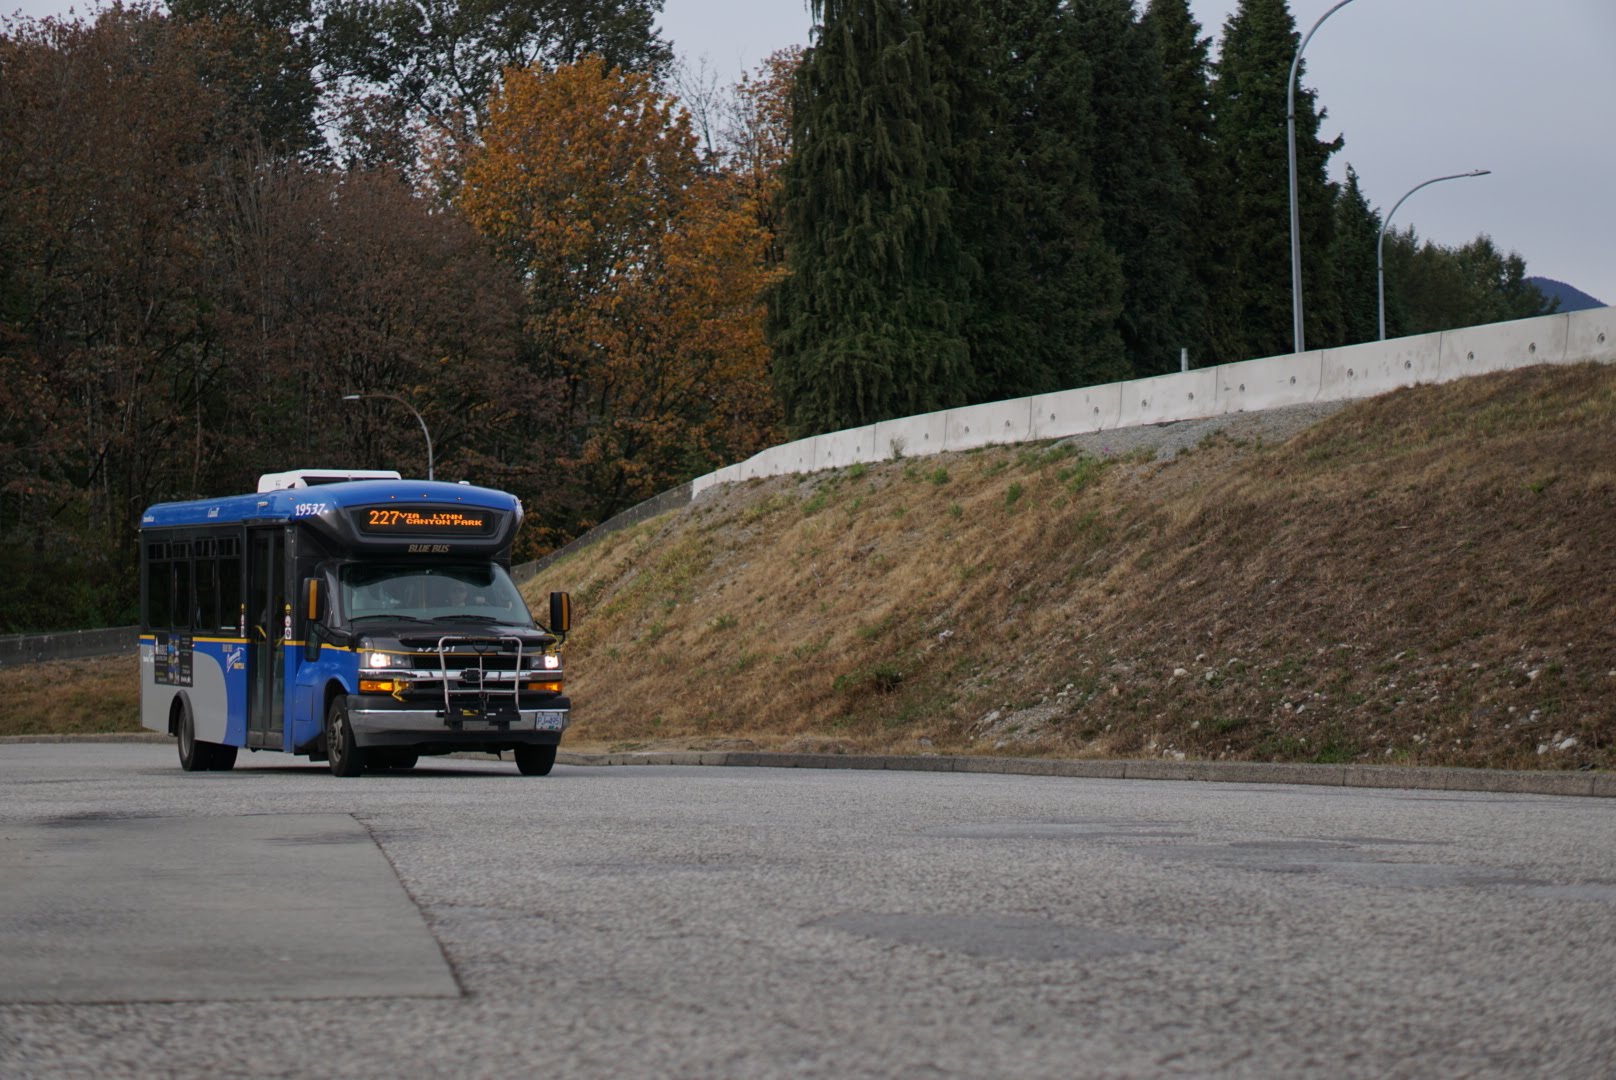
[1527,277,1606,312]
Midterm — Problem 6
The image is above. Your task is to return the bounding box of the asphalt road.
[2,744,1614,1079]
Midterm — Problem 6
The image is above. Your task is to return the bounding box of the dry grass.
[527,363,1616,770]
[0,655,141,736]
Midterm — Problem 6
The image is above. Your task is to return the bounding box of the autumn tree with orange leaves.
[461,55,781,538]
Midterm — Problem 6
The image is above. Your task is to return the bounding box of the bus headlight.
[367,652,400,669]
[542,653,561,670]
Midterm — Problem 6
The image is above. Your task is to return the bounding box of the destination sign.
[356,506,497,536]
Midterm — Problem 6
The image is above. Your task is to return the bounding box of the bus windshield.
[340,563,534,626]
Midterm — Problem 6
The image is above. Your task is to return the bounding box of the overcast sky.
[7,0,1611,305]
[656,0,1614,307]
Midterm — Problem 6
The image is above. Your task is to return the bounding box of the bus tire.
[176,699,235,772]
[326,698,366,778]
[177,700,204,772]
[514,744,556,776]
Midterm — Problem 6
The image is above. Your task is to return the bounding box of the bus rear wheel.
[177,700,236,772]
[326,698,366,777]
[514,744,556,776]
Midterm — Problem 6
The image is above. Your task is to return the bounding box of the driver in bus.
[446,580,485,607]
[353,580,390,612]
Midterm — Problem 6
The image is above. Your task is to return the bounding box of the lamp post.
[1377,169,1490,340]
[1289,0,1359,354]
[342,392,434,481]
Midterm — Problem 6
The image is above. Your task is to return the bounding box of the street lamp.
[342,392,434,481]
[1289,0,1360,354]
[1377,169,1491,340]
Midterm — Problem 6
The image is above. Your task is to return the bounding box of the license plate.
[534,711,567,731]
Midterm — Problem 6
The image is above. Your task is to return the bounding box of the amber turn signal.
[359,679,395,693]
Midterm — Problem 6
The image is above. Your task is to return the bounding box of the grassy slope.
[522,363,1616,770]
[0,656,140,736]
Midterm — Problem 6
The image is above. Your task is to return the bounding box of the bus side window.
[173,561,192,631]
[218,557,241,633]
[147,559,172,629]
[195,559,218,632]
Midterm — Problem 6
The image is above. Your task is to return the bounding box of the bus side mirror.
[549,592,571,634]
[304,578,325,662]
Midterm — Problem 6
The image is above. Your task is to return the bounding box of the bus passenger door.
[247,528,286,750]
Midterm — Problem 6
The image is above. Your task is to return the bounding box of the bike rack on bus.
[434,634,527,720]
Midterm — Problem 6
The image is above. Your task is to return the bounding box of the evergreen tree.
[1377,226,1415,338]
[1210,0,1342,360]
[1328,164,1381,345]
[1381,229,1555,336]
[963,0,1126,398]
[1070,0,1197,378]
[769,0,973,435]
[1143,0,1221,365]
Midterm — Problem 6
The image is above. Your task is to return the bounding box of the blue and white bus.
[138,469,572,776]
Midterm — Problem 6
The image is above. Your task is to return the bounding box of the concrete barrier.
[1439,311,1570,382]
[1213,351,1323,414]
[1565,306,1616,365]
[0,626,140,668]
[1318,331,1444,401]
[1117,367,1221,428]
[943,398,1032,451]
[875,410,948,460]
[812,424,880,471]
[696,463,745,497]
[1027,381,1124,438]
[782,438,817,475]
[738,443,795,481]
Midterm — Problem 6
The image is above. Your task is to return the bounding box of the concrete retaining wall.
[708,309,1612,483]
[1566,306,1616,364]
[1028,383,1123,438]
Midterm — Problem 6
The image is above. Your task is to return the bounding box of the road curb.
[4,736,1606,796]
[1,733,168,744]
[554,750,1611,798]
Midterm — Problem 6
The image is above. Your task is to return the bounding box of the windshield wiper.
[430,613,506,623]
[351,614,428,623]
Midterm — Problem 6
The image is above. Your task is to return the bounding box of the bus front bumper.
[346,696,570,748]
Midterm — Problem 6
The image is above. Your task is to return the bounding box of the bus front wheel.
[326,699,366,778]
[514,744,556,776]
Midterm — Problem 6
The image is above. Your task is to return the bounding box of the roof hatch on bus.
[257,469,402,492]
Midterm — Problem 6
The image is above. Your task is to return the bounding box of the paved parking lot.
[4,743,1615,1078]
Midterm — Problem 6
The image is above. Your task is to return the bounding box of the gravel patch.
[1052,401,1349,461]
